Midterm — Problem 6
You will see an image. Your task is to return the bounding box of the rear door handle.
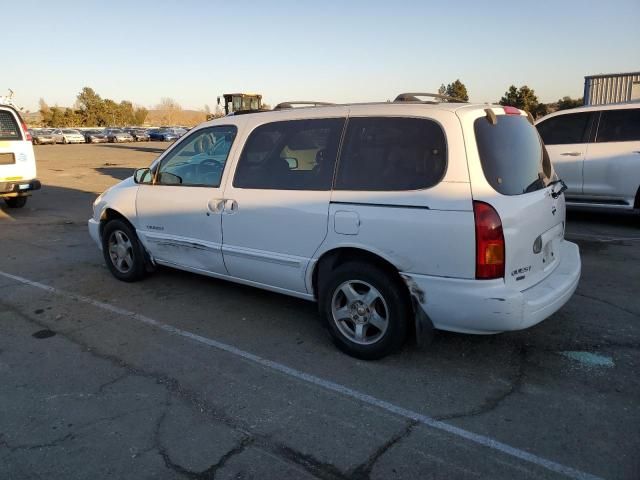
[560,152,582,156]
[223,199,238,214]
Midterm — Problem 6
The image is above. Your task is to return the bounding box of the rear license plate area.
[0,152,15,165]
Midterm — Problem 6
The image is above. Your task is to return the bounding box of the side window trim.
[588,111,601,143]
[152,125,237,188]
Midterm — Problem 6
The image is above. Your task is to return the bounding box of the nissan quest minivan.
[89,95,581,359]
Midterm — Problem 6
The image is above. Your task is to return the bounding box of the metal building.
[583,71,640,106]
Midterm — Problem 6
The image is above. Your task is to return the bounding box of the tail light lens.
[474,201,505,279]
[20,120,32,141]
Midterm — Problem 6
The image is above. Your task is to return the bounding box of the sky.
[4,0,639,112]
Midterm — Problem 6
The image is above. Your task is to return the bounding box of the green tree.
[499,85,548,118]
[76,87,104,126]
[556,96,583,111]
[437,84,447,96]
[445,79,469,101]
[133,106,148,125]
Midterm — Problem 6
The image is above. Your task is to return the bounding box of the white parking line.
[0,270,602,480]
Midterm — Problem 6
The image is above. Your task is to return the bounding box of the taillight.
[473,201,505,280]
[20,121,32,141]
[502,106,521,115]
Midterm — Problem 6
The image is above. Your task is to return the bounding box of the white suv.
[536,103,640,211]
[89,95,581,359]
[0,104,41,208]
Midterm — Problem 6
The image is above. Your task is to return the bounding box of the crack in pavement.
[574,292,640,318]
[433,345,528,422]
[0,433,75,452]
[0,300,348,479]
[349,421,417,480]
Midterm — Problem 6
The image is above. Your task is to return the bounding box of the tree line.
[39,87,149,127]
[439,79,582,118]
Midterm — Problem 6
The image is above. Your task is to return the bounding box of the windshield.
[474,114,552,196]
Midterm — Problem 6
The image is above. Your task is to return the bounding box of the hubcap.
[331,280,389,345]
[108,230,134,274]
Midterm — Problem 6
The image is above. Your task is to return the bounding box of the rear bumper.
[0,179,41,196]
[404,240,581,334]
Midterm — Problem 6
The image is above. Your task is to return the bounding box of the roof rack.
[394,92,467,104]
[274,101,335,110]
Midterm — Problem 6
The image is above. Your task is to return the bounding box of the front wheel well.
[99,208,132,237]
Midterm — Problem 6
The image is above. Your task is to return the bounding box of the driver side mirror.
[133,167,152,184]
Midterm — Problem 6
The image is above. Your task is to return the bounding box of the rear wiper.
[548,178,568,199]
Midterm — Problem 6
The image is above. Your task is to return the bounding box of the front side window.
[155,125,237,187]
[233,118,345,190]
[596,109,640,143]
[335,117,447,191]
[536,112,591,145]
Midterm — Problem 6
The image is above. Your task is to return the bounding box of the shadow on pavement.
[95,167,134,181]
[95,143,169,154]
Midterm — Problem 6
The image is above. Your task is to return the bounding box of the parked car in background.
[125,128,150,142]
[104,129,134,143]
[89,98,581,359]
[51,129,85,144]
[536,103,640,211]
[0,104,41,208]
[84,129,109,143]
[30,129,56,145]
[148,128,179,142]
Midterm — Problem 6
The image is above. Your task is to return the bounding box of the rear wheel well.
[313,248,408,301]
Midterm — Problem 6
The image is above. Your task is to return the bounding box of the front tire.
[101,219,147,282]
[4,196,27,208]
[320,262,409,360]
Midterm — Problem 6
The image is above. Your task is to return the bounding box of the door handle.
[560,152,582,156]
[207,198,225,214]
[224,199,238,214]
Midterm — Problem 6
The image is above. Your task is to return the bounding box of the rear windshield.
[0,110,21,141]
[474,114,552,196]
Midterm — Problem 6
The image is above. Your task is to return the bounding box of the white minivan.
[0,104,41,208]
[536,103,640,211]
[89,96,581,359]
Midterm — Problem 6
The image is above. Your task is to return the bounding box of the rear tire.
[320,261,409,360]
[101,219,147,282]
[4,196,27,208]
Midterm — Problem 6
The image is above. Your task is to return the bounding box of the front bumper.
[405,240,581,334]
[0,179,42,196]
[88,218,102,250]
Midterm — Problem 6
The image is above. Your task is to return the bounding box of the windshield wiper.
[548,178,568,199]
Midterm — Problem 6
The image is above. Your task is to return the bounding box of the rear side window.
[475,115,552,196]
[536,112,591,145]
[596,109,640,142]
[0,110,21,141]
[335,117,447,191]
[233,118,345,190]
